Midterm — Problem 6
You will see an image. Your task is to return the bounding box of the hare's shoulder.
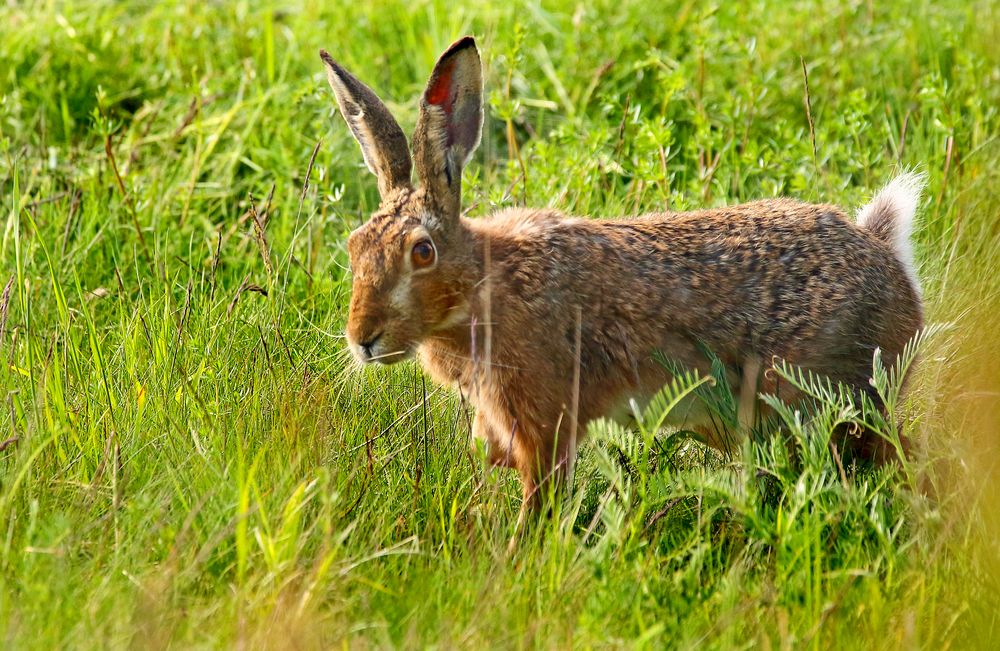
[470,207,567,238]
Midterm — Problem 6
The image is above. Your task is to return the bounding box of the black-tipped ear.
[320,50,412,199]
[411,36,483,218]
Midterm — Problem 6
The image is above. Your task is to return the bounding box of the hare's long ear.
[412,36,483,219]
[320,50,412,199]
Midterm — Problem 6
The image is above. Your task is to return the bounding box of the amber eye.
[411,239,436,268]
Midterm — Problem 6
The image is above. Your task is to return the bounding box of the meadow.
[1,0,999,648]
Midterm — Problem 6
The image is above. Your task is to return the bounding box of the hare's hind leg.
[738,356,763,429]
[688,356,764,454]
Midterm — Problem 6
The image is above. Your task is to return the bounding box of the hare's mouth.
[366,348,411,365]
[350,335,413,365]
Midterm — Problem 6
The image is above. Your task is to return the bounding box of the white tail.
[856,171,926,294]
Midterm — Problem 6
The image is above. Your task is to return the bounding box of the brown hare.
[319,37,923,509]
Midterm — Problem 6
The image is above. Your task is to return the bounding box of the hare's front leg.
[504,415,581,550]
[472,413,517,469]
[510,421,576,512]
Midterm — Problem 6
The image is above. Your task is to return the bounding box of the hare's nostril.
[359,333,382,358]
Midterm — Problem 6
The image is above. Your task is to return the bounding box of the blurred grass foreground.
[1,0,999,648]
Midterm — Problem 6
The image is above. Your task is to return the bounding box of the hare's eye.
[411,240,436,268]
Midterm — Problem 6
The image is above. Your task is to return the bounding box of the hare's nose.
[359,333,382,360]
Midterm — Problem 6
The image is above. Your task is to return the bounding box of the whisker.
[369,349,408,362]
[418,338,527,371]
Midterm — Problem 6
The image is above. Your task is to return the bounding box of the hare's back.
[630,200,920,380]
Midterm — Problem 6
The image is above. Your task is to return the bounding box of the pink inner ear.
[425,61,456,115]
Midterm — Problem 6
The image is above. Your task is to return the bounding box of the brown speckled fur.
[321,38,924,508]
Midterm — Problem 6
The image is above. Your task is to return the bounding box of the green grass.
[1,0,999,648]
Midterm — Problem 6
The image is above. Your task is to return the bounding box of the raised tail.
[856,171,926,294]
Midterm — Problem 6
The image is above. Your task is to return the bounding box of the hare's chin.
[368,349,412,365]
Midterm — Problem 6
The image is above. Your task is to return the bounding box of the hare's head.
[321,37,484,364]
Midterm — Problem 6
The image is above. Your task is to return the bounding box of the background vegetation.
[1,0,998,647]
